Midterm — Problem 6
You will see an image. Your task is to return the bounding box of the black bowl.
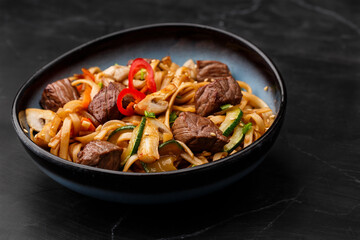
[12,23,286,203]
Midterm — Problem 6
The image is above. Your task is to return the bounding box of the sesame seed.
[270,115,275,119]
[204,78,209,82]
[264,86,269,91]
[210,132,216,137]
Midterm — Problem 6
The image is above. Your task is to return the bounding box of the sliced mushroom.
[148,118,173,142]
[25,108,56,132]
[103,65,129,82]
[134,83,177,115]
[34,114,62,148]
[94,72,114,87]
[121,79,146,89]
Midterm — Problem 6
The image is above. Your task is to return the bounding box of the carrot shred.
[76,84,83,92]
[127,102,135,109]
[140,85,148,94]
[82,85,91,109]
[80,117,96,131]
[81,68,95,81]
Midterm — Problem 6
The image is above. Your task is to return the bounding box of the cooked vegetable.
[116,88,146,116]
[242,122,252,134]
[120,116,146,165]
[81,68,95,81]
[219,108,243,136]
[107,125,136,141]
[82,85,92,109]
[140,68,146,80]
[128,58,156,93]
[224,122,252,153]
[141,162,150,173]
[147,118,173,142]
[81,117,96,132]
[25,108,56,132]
[159,139,184,156]
[169,112,178,125]
[134,83,177,115]
[71,78,101,100]
[144,111,156,118]
[103,65,129,82]
[33,114,62,148]
[220,104,232,110]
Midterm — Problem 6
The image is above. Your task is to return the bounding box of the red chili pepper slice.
[117,88,146,116]
[128,58,156,93]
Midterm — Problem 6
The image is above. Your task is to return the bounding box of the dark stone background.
[1,0,359,239]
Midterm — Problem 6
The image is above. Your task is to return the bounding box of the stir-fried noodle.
[25,57,275,173]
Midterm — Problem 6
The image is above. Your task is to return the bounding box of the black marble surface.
[1,0,360,239]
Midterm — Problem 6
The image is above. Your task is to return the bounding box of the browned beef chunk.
[172,112,229,153]
[40,78,79,112]
[127,58,152,66]
[196,60,232,82]
[88,82,130,124]
[195,76,242,116]
[76,140,122,170]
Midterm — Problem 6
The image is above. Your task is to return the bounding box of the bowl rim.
[11,22,287,177]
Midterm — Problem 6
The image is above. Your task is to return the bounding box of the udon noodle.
[25,57,275,173]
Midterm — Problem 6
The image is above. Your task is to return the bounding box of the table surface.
[1,0,360,239]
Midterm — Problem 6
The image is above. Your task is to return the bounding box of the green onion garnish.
[140,68,146,80]
[144,111,156,118]
[169,112,178,124]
